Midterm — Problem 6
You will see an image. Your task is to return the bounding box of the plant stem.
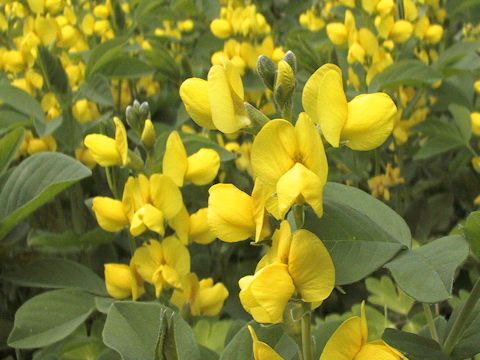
[301,311,313,360]
[128,232,137,256]
[443,277,480,355]
[423,303,440,343]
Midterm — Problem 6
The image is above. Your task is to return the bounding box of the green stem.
[301,311,313,360]
[128,232,137,256]
[443,277,480,355]
[423,303,440,343]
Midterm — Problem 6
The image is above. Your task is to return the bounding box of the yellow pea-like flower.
[320,302,406,360]
[163,131,220,186]
[251,114,328,218]
[131,237,190,298]
[84,117,128,167]
[389,20,413,43]
[248,325,283,360]
[141,119,156,149]
[27,0,44,14]
[104,262,144,300]
[92,197,129,232]
[72,99,100,124]
[180,60,250,134]
[34,16,58,45]
[424,24,444,44]
[210,18,232,38]
[303,63,397,151]
[207,181,270,243]
[326,23,348,45]
[239,221,335,324]
[471,112,480,136]
[171,273,229,317]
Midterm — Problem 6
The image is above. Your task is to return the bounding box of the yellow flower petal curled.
[189,208,216,245]
[208,63,250,134]
[113,117,128,166]
[196,278,229,316]
[320,317,363,360]
[169,206,190,245]
[327,23,348,45]
[149,174,183,219]
[342,93,397,150]
[251,119,296,186]
[185,148,220,185]
[276,163,324,218]
[163,131,188,187]
[210,18,232,39]
[288,229,335,302]
[131,204,165,237]
[248,325,283,360]
[355,343,405,360]
[207,183,256,242]
[84,134,121,167]
[179,78,215,130]
[239,263,295,324]
[92,197,129,232]
[104,263,144,300]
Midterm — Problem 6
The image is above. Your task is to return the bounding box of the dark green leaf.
[385,235,469,303]
[85,37,126,78]
[96,56,154,80]
[8,289,95,349]
[76,74,113,107]
[304,183,411,285]
[1,258,106,296]
[0,127,24,176]
[464,211,480,260]
[37,46,69,95]
[0,152,91,240]
[0,84,44,122]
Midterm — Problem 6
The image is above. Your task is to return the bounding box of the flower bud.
[256,55,276,90]
[424,24,443,44]
[390,20,413,43]
[141,119,156,150]
[210,19,232,39]
[274,60,295,114]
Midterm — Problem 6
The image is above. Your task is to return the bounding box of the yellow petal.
[196,280,229,316]
[239,263,295,324]
[35,16,58,45]
[251,180,272,242]
[163,131,188,187]
[169,206,189,245]
[289,229,335,303]
[356,342,404,360]
[276,163,324,219]
[161,236,191,282]
[28,0,44,13]
[208,64,249,133]
[295,112,328,183]
[207,183,255,242]
[92,197,128,232]
[320,317,363,360]
[248,325,284,360]
[185,148,220,185]
[251,119,296,186]
[84,134,121,167]
[316,68,348,147]
[342,93,397,151]
[131,240,163,284]
[302,64,342,125]
[130,208,147,236]
[104,263,133,299]
[149,174,183,219]
[142,204,165,236]
[113,117,128,166]
[179,78,215,130]
[189,208,216,245]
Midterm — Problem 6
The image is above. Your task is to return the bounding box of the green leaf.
[0,127,24,176]
[194,319,232,353]
[304,183,411,285]
[143,47,180,82]
[369,60,442,91]
[382,328,449,360]
[37,46,69,96]
[385,235,469,303]
[162,311,201,360]
[85,37,126,79]
[0,152,91,240]
[366,276,414,315]
[464,211,480,260]
[1,258,106,296]
[95,56,154,80]
[76,74,113,107]
[103,302,164,360]
[8,289,95,349]
[449,104,472,143]
[447,301,480,360]
[0,110,32,136]
[0,83,44,122]
[27,228,115,251]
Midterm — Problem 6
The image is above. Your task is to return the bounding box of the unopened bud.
[256,55,276,90]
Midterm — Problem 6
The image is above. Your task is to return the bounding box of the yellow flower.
[131,237,190,298]
[72,99,100,124]
[189,208,216,245]
[163,131,220,186]
[171,273,229,316]
[474,80,480,94]
[92,197,130,232]
[210,18,232,38]
[250,114,328,218]
[84,117,128,167]
[389,20,413,43]
[471,112,480,136]
[239,221,335,324]
[141,119,156,149]
[248,325,283,360]
[207,181,271,243]
[75,143,96,169]
[327,23,348,45]
[104,262,144,300]
[303,63,397,151]
[180,60,250,133]
[320,302,405,360]
[424,24,443,44]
